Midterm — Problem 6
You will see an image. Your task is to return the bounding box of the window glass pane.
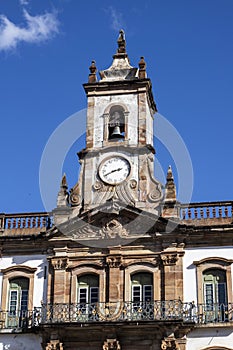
[21,290,28,311]
[143,285,152,302]
[79,288,88,304]
[78,275,98,287]
[132,285,141,302]
[205,283,213,304]
[90,287,98,303]
[218,283,227,304]
[9,291,18,315]
[131,272,152,286]
[10,278,29,290]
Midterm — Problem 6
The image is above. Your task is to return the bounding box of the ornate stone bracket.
[161,335,179,350]
[51,258,68,270]
[161,253,178,266]
[103,338,121,350]
[45,339,63,350]
[106,255,123,268]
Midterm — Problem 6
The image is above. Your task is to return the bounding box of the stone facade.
[0,31,232,350]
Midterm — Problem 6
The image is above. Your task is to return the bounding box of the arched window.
[8,277,29,328]
[131,272,153,303]
[77,274,99,305]
[203,268,228,322]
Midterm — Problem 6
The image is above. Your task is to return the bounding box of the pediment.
[49,201,162,248]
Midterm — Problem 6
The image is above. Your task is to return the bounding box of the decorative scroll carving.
[106,255,122,268]
[93,181,136,206]
[161,336,179,350]
[129,179,137,189]
[103,338,121,350]
[148,186,163,202]
[161,254,178,266]
[46,339,63,350]
[51,258,67,270]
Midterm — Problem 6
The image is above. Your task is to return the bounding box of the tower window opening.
[108,106,125,141]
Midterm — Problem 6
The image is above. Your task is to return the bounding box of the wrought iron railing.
[0,302,232,329]
[0,310,36,329]
[39,300,192,323]
[194,303,233,323]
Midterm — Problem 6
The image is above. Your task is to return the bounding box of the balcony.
[180,201,233,225]
[0,212,53,236]
[1,302,233,330]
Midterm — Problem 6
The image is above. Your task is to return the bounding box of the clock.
[99,156,130,185]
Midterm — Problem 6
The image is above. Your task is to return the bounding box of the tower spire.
[113,29,128,59]
[117,29,126,54]
[162,166,180,219]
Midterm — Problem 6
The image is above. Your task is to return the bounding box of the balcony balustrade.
[180,201,233,224]
[0,200,233,236]
[0,212,53,235]
[0,302,232,330]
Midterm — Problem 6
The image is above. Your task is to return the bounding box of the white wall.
[187,326,233,350]
[183,247,233,303]
[0,334,42,350]
[0,255,48,308]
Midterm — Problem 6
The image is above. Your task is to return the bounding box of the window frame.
[194,257,233,306]
[0,265,36,312]
[70,265,105,304]
[125,264,159,302]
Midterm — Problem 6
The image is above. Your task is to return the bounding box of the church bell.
[109,125,124,140]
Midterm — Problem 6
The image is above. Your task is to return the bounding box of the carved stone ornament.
[161,254,178,266]
[99,218,129,238]
[46,340,63,350]
[161,336,179,350]
[70,216,130,240]
[146,154,163,204]
[106,255,122,268]
[51,258,67,270]
[103,338,121,350]
[93,180,136,207]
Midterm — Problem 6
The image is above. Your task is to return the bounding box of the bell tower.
[84,30,156,150]
[56,30,163,222]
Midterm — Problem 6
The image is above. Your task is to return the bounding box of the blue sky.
[0,0,233,213]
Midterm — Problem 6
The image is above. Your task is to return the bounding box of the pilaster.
[160,245,185,300]
[51,258,68,303]
[106,254,123,302]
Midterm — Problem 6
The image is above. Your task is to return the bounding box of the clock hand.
[105,167,123,176]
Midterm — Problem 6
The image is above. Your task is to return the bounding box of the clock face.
[99,156,130,185]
